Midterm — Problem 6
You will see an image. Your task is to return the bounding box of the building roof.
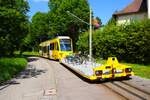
[113,0,147,16]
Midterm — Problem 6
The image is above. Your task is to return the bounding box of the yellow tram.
[39,36,73,61]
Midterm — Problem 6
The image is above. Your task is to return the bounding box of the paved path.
[0,57,57,100]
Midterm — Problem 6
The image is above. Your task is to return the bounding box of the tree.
[48,0,90,50]
[0,0,29,56]
[107,17,116,26]
[30,12,49,50]
[0,0,29,14]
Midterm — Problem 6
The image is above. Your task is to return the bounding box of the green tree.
[48,0,90,50]
[30,12,49,50]
[0,0,29,56]
[107,17,116,26]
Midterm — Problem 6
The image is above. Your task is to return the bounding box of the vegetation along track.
[97,81,150,100]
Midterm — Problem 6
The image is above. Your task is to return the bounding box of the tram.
[39,36,134,81]
[39,36,73,61]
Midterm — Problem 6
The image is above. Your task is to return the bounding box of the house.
[92,18,100,29]
[113,0,150,25]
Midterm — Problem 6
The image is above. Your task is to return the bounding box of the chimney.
[148,0,150,18]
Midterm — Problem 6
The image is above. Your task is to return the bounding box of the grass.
[96,58,150,79]
[14,51,39,56]
[22,51,39,56]
[0,57,27,83]
[123,63,150,79]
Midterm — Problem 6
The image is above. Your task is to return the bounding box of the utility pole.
[148,0,150,18]
[89,8,92,63]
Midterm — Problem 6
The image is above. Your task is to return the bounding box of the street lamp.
[67,8,93,63]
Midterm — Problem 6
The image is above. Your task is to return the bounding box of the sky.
[28,0,133,24]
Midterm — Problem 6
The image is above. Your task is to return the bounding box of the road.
[0,57,125,100]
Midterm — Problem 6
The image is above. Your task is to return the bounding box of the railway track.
[99,81,150,100]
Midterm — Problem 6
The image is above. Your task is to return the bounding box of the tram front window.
[60,39,72,51]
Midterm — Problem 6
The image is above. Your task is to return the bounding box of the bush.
[76,19,150,64]
[0,57,27,82]
[76,31,89,52]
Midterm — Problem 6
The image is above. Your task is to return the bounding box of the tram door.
[53,42,59,60]
[49,43,54,59]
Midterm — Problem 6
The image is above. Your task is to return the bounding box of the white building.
[113,0,150,25]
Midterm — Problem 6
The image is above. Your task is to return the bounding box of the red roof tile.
[114,0,147,16]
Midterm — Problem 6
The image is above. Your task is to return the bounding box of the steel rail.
[99,81,150,100]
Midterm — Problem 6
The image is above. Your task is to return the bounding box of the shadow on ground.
[16,64,47,79]
[27,57,39,62]
[0,65,47,90]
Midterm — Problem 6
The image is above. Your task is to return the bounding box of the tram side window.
[48,45,50,51]
[55,42,59,50]
[50,43,54,50]
[43,46,47,53]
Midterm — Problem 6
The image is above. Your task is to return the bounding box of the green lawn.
[0,57,27,83]
[14,51,39,56]
[124,63,150,79]
[22,51,39,56]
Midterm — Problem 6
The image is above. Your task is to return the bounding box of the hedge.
[76,19,150,64]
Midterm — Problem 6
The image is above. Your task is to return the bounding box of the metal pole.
[148,0,150,18]
[89,8,92,63]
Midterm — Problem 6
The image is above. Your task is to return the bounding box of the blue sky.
[28,0,133,24]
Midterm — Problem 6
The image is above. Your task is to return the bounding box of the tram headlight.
[125,68,132,73]
[95,70,102,76]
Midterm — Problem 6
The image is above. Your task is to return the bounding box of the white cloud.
[33,0,49,2]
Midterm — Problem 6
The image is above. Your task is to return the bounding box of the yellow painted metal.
[62,56,134,80]
[93,57,134,80]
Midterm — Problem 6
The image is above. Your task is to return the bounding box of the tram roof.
[39,36,71,46]
[57,36,70,39]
